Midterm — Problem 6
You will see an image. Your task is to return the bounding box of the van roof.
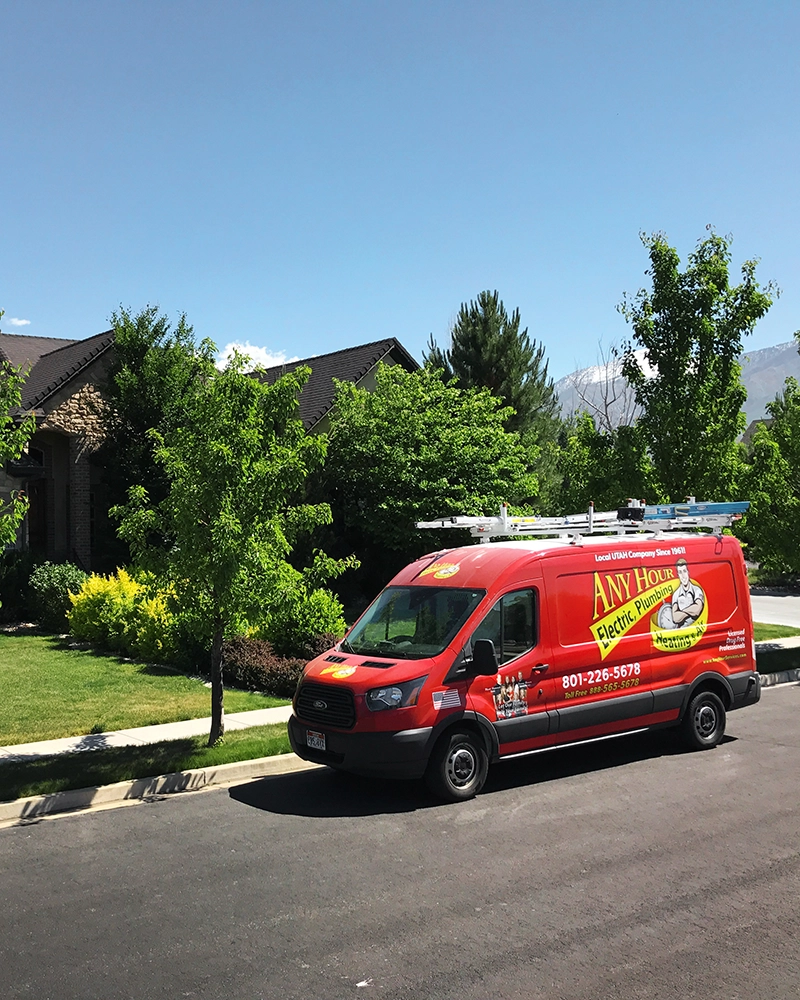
[390,533,734,590]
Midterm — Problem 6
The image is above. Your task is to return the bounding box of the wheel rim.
[695,702,718,740]
[447,744,477,788]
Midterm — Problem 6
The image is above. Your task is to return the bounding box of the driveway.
[750,589,800,627]
[0,685,798,1000]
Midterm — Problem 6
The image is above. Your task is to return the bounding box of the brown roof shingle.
[0,333,80,371]
[16,330,115,409]
[255,338,419,427]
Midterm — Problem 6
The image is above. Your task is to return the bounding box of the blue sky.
[2,0,798,379]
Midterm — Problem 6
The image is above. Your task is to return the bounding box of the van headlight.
[365,675,428,711]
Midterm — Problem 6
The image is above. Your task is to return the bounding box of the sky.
[1,0,799,380]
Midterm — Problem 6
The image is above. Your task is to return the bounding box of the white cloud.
[216,340,301,370]
[6,318,31,327]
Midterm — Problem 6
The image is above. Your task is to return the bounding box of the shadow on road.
[229,728,736,819]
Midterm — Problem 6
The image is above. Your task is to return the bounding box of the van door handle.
[532,663,549,673]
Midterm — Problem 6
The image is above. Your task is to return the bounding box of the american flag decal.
[432,689,461,710]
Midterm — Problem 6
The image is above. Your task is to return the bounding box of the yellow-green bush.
[130,591,179,662]
[68,569,141,650]
[68,570,179,663]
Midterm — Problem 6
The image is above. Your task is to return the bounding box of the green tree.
[99,305,210,506]
[320,364,539,596]
[619,230,776,502]
[113,353,348,744]
[555,413,658,515]
[739,372,800,576]
[424,290,560,440]
[0,309,36,548]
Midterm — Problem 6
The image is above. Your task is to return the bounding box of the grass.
[0,632,288,746]
[0,723,291,802]
[753,622,800,642]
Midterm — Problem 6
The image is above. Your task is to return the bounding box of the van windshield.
[342,586,485,661]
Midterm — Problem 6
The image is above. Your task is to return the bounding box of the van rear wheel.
[425,730,488,802]
[681,691,726,750]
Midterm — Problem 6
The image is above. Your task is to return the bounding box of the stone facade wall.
[40,380,108,453]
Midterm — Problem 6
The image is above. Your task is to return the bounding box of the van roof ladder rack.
[416,498,750,544]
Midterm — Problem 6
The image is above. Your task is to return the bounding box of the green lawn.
[0,723,292,802]
[0,632,288,746]
[753,622,800,642]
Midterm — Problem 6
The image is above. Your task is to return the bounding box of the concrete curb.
[759,668,800,687]
[0,752,322,829]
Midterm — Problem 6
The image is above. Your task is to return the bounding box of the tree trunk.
[208,622,225,746]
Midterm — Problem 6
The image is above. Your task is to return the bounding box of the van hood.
[302,648,443,691]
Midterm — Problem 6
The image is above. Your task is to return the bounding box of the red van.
[289,512,760,801]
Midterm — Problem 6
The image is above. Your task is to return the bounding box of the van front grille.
[296,682,356,730]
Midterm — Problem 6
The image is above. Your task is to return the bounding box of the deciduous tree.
[555,412,658,515]
[320,364,539,596]
[113,353,349,744]
[619,230,776,501]
[100,306,210,502]
[739,367,800,576]
[0,309,36,548]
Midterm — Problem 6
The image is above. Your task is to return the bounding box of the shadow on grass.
[229,728,727,820]
[0,738,198,803]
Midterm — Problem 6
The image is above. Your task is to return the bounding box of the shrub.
[265,587,347,658]
[131,591,179,663]
[297,631,342,661]
[221,636,305,697]
[29,561,88,632]
[69,569,182,664]
[67,568,142,650]
[0,549,37,622]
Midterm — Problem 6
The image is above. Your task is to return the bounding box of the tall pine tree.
[424,290,559,440]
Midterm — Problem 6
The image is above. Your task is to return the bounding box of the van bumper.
[288,714,434,779]
[728,670,761,711]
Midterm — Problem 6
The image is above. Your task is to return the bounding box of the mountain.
[555,340,800,430]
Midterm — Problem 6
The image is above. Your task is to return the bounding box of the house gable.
[255,337,419,430]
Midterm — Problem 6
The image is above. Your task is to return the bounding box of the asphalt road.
[1,685,798,1000]
[751,590,800,628]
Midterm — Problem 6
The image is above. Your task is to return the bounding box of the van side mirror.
[472,639,499,675]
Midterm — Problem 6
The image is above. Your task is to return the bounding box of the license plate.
[306,730,326,751]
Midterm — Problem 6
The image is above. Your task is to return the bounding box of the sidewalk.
[0,704,294,763]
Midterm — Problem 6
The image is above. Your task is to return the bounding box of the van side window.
[472,589,536,664]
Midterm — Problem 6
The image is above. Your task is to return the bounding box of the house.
[255,337,418,433]
[0,331,418,570]
[0,330,114,570]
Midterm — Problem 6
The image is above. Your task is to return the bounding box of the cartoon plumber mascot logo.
[656,559,704,629]
[651,558,708,653]
[590,556,708,659]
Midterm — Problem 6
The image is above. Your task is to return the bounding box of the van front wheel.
[425,731,488,802]
[681,691,726,750]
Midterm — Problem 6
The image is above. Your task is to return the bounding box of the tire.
[425,730,488,802]
[681,690,726,750]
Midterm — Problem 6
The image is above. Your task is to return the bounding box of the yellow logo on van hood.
[419,561,460,580]
[320,665,356,678]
